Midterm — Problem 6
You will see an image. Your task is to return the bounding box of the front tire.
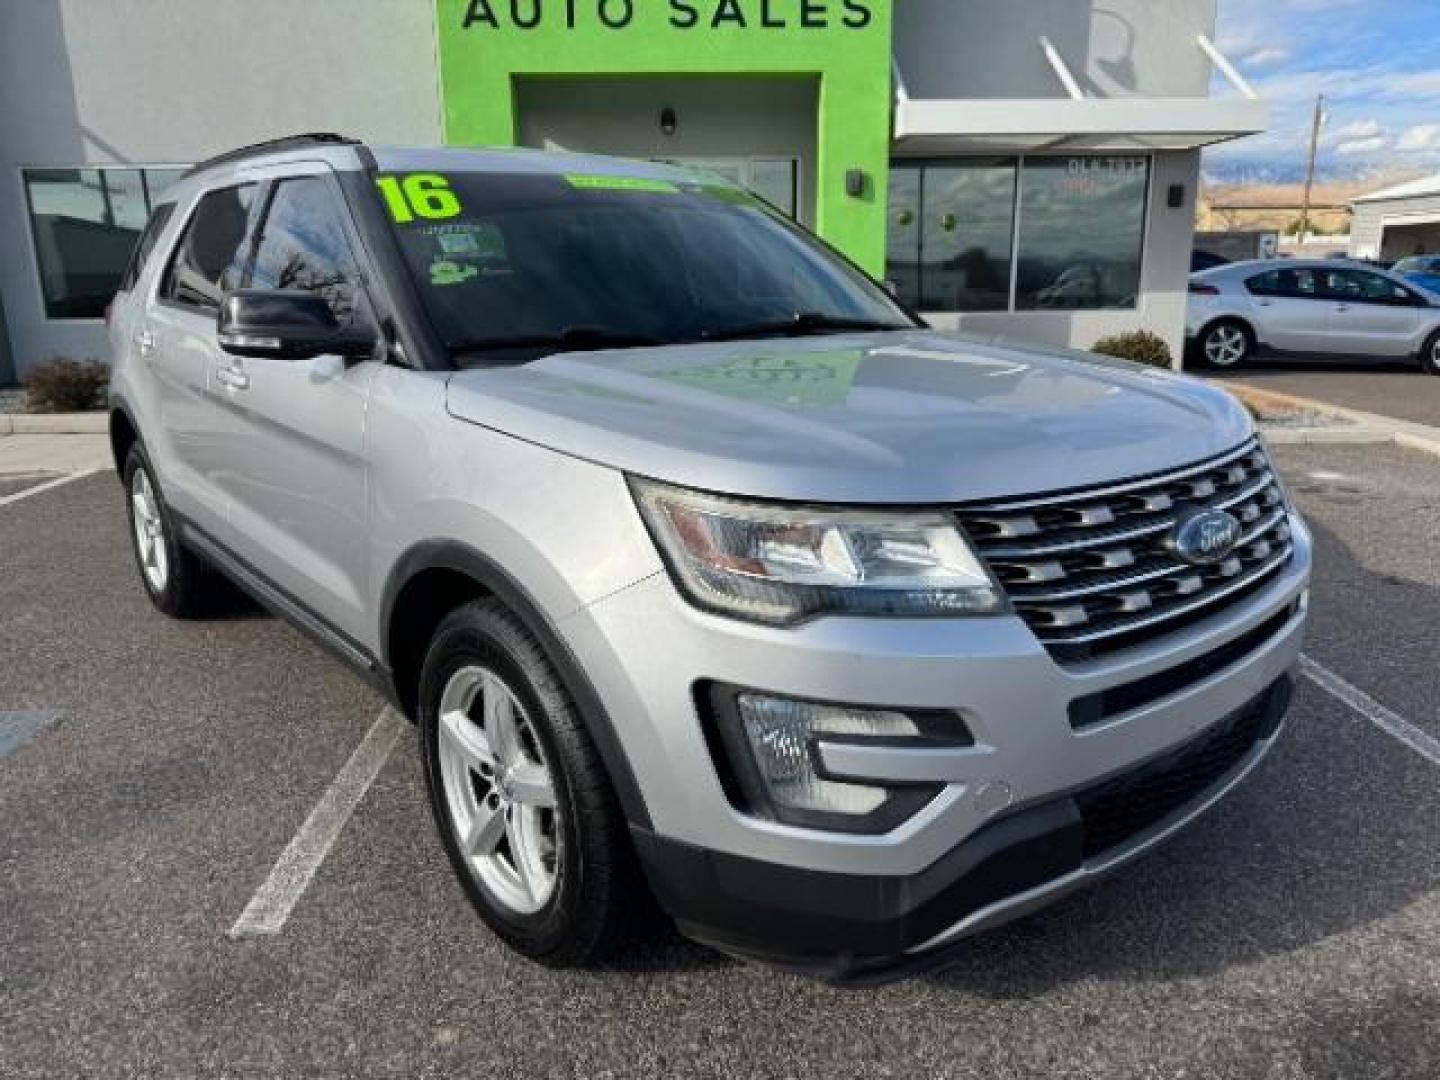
[1421,330,1440,375]
[122,446,215,618]
[1198,319,1254,370]
[418,598,651,966]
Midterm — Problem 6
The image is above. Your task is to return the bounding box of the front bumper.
[561,512,1311,976]
[633,674,1292,982]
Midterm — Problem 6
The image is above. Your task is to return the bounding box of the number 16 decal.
[376,174,461,223]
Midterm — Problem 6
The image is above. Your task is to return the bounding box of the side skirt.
[177,518,402,709]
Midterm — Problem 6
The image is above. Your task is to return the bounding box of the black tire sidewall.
[418,602,596,960]
[1421,331,1440,375]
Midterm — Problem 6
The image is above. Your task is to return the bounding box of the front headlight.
[630,478,1005,625]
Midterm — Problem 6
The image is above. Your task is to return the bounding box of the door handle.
[134,330,155,358]
[216,365,250,391]
[1256,299,1274,307]
[1335,303,1350,313]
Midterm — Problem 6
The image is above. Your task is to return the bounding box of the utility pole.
[1297,94,1325,244]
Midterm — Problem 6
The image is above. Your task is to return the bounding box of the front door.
[210,167,378,642]
[1321,267,1427,357]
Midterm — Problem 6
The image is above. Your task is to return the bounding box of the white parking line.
[230,707,406,937]
[1301,653,1440,767]
[0,468,103,508]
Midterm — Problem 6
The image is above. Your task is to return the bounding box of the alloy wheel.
[1204,325,1247,367]
[130,467,169,593]
[437,664,560,915]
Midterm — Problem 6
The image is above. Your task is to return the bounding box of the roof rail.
[181,133,361,179]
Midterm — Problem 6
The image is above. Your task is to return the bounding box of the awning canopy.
[893,96,1269,154]
[891,33,1268,155]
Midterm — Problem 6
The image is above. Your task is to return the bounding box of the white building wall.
[894,0,1218,100]
[1351,195,1440,260]
[0,0,443,380]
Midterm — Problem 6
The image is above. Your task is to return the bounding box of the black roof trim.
[181,133,362,179]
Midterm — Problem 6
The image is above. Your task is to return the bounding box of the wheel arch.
[381,540,652,828]
[109,399,141,479]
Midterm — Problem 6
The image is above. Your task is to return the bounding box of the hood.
[444,330,1254,504]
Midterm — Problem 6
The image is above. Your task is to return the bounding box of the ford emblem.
[1169,508,1242,565]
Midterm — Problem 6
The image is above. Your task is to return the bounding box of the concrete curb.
[1217,380,1440,459]
[0,412,108,435]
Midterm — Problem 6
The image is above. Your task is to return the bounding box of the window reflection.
[1015,157,1148,311]
[24,165,192,319]
[886,156,1151,314]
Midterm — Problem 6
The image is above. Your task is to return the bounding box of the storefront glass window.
[1014,157,1148,311]
[886,156,1150,314]
[24,166,190,319]
[917,161,1016,312]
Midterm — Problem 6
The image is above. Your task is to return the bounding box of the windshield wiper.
[699,311,907,343]
[448,326,665,356]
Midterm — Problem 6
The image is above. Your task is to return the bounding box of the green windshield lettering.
[564,174,679,194]
[377,174,462,223]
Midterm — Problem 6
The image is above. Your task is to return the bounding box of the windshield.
[376,169,915,362]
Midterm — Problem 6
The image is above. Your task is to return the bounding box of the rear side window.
[1246,267,1320,299]
[248,175,364,327]
[161,184,257,313]
[117,203,175,294]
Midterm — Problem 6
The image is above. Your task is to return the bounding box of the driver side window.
[248,175,365,328]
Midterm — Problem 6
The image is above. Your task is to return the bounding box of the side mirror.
[218,289,374,361]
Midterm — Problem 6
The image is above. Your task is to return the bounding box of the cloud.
[1242,47,1291,68]
[1332,119,1384,141]
[1335,136,1389,155]
[1398,124,1440,152]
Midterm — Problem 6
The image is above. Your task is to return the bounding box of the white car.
[1186,258,1440,374]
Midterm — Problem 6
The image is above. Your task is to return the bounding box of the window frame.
[886,153,1154,315]
[21,164,191,323]
[244,170,373,331]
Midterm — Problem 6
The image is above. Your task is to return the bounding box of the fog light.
[706,687,965,834]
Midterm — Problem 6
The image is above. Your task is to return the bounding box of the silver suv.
[108,136,1311,980]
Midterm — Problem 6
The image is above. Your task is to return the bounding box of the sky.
[1206,0,1440,186]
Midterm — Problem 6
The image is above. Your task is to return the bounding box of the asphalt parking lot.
[1197,358,1440,427]
[3,443,1439,1078]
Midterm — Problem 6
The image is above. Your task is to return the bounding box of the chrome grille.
[957,441,1294,662]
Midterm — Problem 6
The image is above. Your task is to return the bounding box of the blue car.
[1393,255,1440,293]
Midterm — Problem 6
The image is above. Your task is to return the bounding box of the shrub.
[1089,330,1173,370]
[23,358,110,413]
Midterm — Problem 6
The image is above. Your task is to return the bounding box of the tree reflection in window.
[249,177,360,327]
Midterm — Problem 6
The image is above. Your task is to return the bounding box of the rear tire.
[122,446,216,618]
[1197,319,1254,370]
[1421,331,1440,375]
[418,597,653,966]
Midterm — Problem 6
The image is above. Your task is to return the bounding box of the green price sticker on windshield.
[565,174,678,195]
[376,174,461,223]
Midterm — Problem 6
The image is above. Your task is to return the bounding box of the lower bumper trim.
[633,674,1294,983]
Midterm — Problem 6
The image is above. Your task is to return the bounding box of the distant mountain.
[1200,157,1429,190]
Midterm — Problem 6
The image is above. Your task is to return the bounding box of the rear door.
[1243,267,1331,352]
[210,165,379,641]
[1321,267,1427,357]
[142,182,260,534]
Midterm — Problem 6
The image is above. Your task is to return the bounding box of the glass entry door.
[655,157,799,219]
